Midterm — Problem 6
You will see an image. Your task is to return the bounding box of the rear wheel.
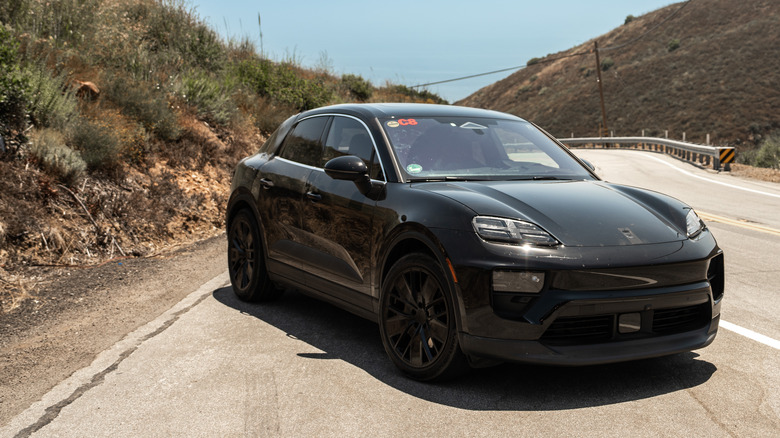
[379,253,468,381]
[227,209,281,302]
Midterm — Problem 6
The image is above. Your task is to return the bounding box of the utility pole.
[594,41,609,137]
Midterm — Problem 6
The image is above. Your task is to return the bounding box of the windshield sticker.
[406,164,423,174]
[398,118,417,126]
[386,120,400,128]
[460,122,487,129]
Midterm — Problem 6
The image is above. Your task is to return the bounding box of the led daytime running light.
[473,216,558,246]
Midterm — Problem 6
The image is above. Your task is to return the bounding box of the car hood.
[415,180,689,247]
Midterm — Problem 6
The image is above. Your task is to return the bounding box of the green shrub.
[0,24,29,141]
[30,128,86,184]
[179,73,238,126]
[0,1,29,26]
[232,89,296,134]
[625,15,636,25]
[235,59,332,111]
[740,134,780,169]
[668,38,681,52]
[600,57,615,71]
[68,116,121,173]
[15,0,99,47]
[387,84,448,104]
[104,74,181,141]
[341,74,372,101]
[25,64,78,130]
[139,0,225,72]
[527,57,541,66]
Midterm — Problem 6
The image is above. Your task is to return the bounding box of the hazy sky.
[191,1,674,102]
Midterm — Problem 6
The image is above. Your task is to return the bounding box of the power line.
[409,0,693,90]
[409,49,591,89]
[408,65,526,88]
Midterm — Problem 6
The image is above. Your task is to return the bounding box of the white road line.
[720,320,780,350]
[644,154,780,199]
[1,272,231,437]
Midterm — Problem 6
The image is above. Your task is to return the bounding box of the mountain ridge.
[457,0,780,148]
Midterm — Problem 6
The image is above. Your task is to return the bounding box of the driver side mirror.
[324,155,372,195]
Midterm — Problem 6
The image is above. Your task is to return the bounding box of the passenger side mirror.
[324,155,372,195]
[581,159,596,172]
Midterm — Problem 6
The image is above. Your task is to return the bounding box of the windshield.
[381,117,594,181]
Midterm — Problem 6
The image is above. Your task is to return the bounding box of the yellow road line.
[698,211,780,237]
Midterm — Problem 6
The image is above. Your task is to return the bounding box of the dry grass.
[730,163,780,183]
[0,268,40,313]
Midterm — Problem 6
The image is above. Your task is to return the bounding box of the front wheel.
[227,209,281,302]
[379,253,468,381]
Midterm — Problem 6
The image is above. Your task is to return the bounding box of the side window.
[278,117,329,167]
[324,116,384,180]
[260,114,296,154]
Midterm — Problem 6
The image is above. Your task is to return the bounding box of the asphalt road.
[3,149,779,437]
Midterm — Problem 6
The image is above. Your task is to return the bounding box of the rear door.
[257,115,329,277]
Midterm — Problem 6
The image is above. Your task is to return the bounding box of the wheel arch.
[379,227,469,333]
[226,189,269,260]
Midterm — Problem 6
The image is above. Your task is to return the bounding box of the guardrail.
[558,136,736,171]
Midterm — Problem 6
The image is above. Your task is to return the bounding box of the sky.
[191,1,675,103]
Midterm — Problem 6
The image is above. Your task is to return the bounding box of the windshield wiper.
[533,176,570,180]
[509,176,573,181]
[407,176,489,182]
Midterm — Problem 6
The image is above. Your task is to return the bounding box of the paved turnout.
[3,149,779,437]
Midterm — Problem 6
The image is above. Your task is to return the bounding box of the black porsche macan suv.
[227,103,723,381]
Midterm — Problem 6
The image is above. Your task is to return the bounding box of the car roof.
[300,103,526,122]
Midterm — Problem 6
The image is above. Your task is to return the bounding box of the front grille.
[652,304,709,334]
[541,304,710,346]
[541,315,614,345]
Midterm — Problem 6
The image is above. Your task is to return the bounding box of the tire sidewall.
[379,253,463,381]
[228,209,264,301]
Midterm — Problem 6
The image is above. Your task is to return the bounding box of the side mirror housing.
[324,155,372,195]
[581,159,596,172]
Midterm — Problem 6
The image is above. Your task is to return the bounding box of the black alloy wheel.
[379,253,467,381]
[227,209,280,302]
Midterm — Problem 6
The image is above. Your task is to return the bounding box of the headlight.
[685,209,704,238]
[473,216,558,246]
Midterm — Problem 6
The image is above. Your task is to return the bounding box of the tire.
[379,253,469,381]
[227,209,281,302]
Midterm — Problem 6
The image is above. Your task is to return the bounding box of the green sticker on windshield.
[406,164,422,174]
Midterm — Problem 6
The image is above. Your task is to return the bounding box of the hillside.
[0,0,444,312]
[457,0,780,149]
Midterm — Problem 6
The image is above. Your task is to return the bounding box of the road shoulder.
[0,234,227,424]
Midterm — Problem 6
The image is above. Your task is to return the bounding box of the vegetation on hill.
[0,0,445,311]
[457,0,780,167]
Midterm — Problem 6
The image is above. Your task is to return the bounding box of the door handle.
[259,178,274,189]
[306,191,322,202]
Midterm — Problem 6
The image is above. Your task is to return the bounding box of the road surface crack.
[13,293,211,437]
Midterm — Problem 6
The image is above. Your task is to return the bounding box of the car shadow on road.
[213,286,717,411]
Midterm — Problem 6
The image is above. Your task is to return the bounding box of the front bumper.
[460,316,718,366]
[434,228,723,365]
